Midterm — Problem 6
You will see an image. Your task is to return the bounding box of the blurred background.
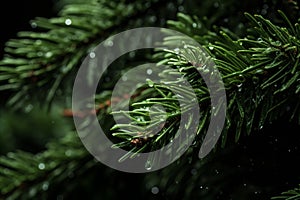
[0,0,70,155]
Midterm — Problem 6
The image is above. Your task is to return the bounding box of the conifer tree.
[0,0,299,199]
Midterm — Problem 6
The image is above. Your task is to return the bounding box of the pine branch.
[271,185,300,199]
[0,1,299,199]
[141,11,300,199]
[0,132,90,199]
[0,0,162,109]
[111,11,300,162]
[0,88,115,199]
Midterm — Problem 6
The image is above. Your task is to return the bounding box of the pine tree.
[0,0,299,199]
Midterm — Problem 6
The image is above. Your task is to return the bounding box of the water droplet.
[35,40,42,45]
[31,22,37,28]
[151,186,159,194]
[167,2,175,10]
[275,41,282,46]
[147,69,153,75]
[257,38,263,42]
[149,16,157,22]
[263,4,269,9]
[29,188,37,197]
[104,40,114,47]
[24,104,33,113]
[129,51,135,58]
[237,83,243,92]
[261,9,267,15]
[146,78,154,87]
[238,23,244,29]
[192,23,197,28]
[89,52,96,58]
[178,6,184,12]
[45,52,53,58]
[145,160,152,170]
[174,48,180,54]
[42,182,49,191]
[38,163,45,170]
[203,68,210,73]
[243,183,247,187]
[65,19,72,26]
[60,66,68,73]
[65,150,72,157]
[208,46,214,50]
[200,186,203,189]
[213,2,219,8]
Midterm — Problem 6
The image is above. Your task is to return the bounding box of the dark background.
[0,0,54,58]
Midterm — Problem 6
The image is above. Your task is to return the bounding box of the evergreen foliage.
[0,0,299,199]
